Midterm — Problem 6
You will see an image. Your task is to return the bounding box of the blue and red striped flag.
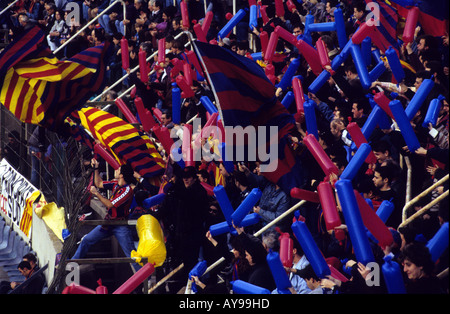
[364,0,400,53]
[0,26,112,131]
[193,41,307,194]
[390,0,448,38]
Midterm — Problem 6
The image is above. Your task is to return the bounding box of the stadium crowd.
[0,0,448,294]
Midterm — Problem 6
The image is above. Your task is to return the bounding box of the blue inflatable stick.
[349,44,371,89]
[231,188,262,227]
[291,220,331,278]
[304,100,319,140]
[340,143,371,181]
[218,8,248,40]
[281,91,295,109]
[231,280,271,294]
[172,83,181,124]
[200,95,218,115]
[422,95,445,127]
[404,78,434,120]
[335,179,375,265]
[389,99,421,152]
[426,222,449,262]
[267,250,292,294]
[277,58,301,91]
[376,200,395,224]
[385,46,405,83]
[143,193,165,209]
[382,254,406,294]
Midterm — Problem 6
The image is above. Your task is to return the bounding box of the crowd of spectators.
[1,0,448,294]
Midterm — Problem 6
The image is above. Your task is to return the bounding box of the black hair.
[120,164,136,185]
[372,140,391,154]
[18,261,32,271]
[399,242,435,276]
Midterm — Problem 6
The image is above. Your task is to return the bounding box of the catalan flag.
[193,41,308,194]
[72,107,165,179]
[0,26,112,131]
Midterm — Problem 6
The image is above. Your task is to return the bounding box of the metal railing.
[0,0,19,17]
[399,174,449,229]
[54,0,126,55]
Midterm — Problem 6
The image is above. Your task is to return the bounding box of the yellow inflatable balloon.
[131,214,166,267]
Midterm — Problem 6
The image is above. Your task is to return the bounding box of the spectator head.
[134,189,149,207]
[372,164,394,190]
[353,1,367,20]
[236,40,249,56]
[297,264,320,289]
[372,140,391,164]
[17,261,33,277]
[292,23,304,37]
[161,110,172,126]
[262,231,279,252]
[330,118,346,138]
[197,169,210,183]
[23,253,37,269]
[182,166,197,188]
[119,164,136,186]
[234,170,249,190]
[399,242,435,280]
[351,99,368,120]
[414,70,432,89]
[417,34,438,53]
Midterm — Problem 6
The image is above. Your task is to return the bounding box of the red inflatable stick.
[182,124,194,166]
[275,0,285,18]
[180,0,189,29]
[351,21,376,45]
[290,187,320,203]
[176,75,195,98]
[138,49,149,83]
[157,38,165,65]
[292,76,306,113]
[317,181,342,231]
[152,107,163,123]
[402,6,419,44]
[260,5,269,24]
[194,23,207,42]
[303,134,340,177]
[170,58,185,79]
[316,37,334,74]
[202,10,214,34]
[295,39,322,75]
[121,37,129,70]
[152,125,174,155]
[115,98,138,124]
[183,63,193,86]
[346,122,377,164]
[94,143,120,170]
[354,190,394,249]
[274,25,297,45]
[186,50,204,77]
[260,31,269,56]
[277,227,294,268]
[286,0,296,13]
[374,91,395,120]
[264,31,279,63]
[134,97,157,132]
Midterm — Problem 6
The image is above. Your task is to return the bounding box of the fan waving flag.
[0,26,112,131]
[73,107,165,179]
[193,41,307,194]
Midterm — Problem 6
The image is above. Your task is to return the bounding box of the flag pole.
[185,31,226,126]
